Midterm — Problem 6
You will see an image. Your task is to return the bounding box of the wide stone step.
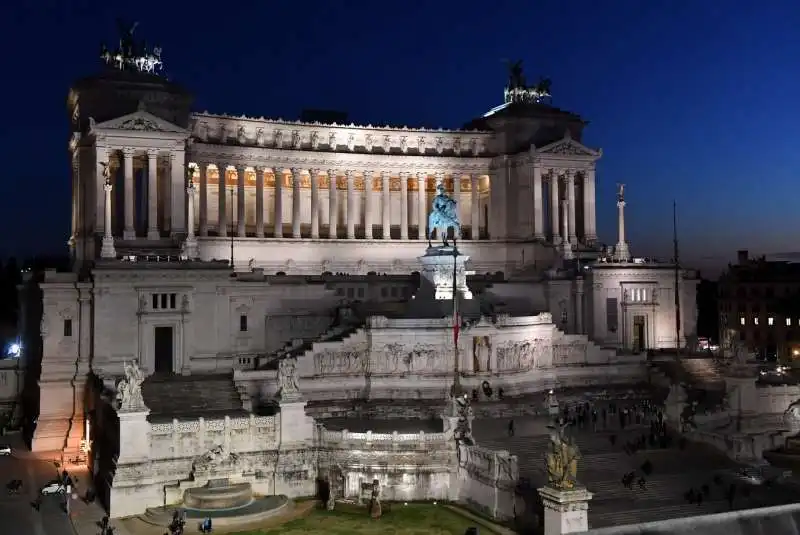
[589,500,728,529]
[142,374,245,420]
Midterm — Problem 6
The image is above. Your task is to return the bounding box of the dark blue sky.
[2,1,798,275]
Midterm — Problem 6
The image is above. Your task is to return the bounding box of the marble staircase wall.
[457,443,519,521]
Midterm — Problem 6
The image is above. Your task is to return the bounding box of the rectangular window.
[160,294,168,309]
[740,316,746,326]
[754,317,759,326]
[152,294,159,309]
[768,317,774,326]
[788,318,792,327]
[606,298,618,332]
[239,315,248,332]
[63,319,73,337]
[169,293,176,309]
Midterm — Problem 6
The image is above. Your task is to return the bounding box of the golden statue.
[545,422,581,490]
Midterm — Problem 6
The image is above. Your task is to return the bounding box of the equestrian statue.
[428,181,461,248]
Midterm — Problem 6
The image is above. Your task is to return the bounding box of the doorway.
[633,315,646,353]
[154,326,174,374]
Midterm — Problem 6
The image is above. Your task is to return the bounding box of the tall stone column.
[328,170,338,238]
[169,149,186,236]
[575,278,584,334]
[291,168,302,238]
[146,149,159,240]
[346,170,356,239]
[236,166,247,237]
[381,171,391,239]
[453,174,461,224]
[399,172,409,239]
[182,179,199,259]
[273,168,283,238]
[364,171,374,238]
[561,199,574,260]
[470,174,480,239]
[533,164,544,240]
[255,167,264,238]
[566,169,577,246]
[218,165,228,238]
[310,168,320,239]
[417,173,427,240]
[122,147,135,239]
[584,167,597,243]
[550,170,561,244]
[199,163,208,237]
[100,178,116,258]
[614,195,630,262]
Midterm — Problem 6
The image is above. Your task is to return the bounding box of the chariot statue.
[545,419,581,490]
[507,59,526,89]
[428,181,461,248]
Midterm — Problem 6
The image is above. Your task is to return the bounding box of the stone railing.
[320,428,449,445]
[149,414,278,460]
[458,443,518,520]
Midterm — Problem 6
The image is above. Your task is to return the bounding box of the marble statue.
[277,357,300,398]
[116,361,146,412]
[784,400,800,436]
[545,419,581,490]
[617,183,625,203]
[195,444,239,470]
[428,181,461,247]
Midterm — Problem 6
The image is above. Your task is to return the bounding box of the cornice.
[188,145,493,173]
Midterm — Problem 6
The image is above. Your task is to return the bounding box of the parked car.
[40,481,66,495]
[0,445,10,456]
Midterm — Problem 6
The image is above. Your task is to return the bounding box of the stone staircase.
[650,358,724,388]
[142,373,246,421]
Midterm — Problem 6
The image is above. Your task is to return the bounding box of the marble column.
[182,180,199,259]
[218,165,228,238]
[146,149,159,240]
[453,174,461,225]
[328,170,338,238]
[236,166,246,237]
[533,164,544,240]
[561,199,574,260]
[615,197,630,262]
[584,167,597,243]
[382,172,391,239]
[100,178,116,258]
[400,172,409,239]
[310,168,320,239]
[255,167,264,238]
[291,168,302,238]
[122,148,135,239]
[364,171,374,238]
[575,279,584,334]
[550,170,561,244]
[470,174,479,239]
[346,170,356,239]
[417,173,427,240]
[199,163,208,237]
[169,149,186,236]
[273,169,283,238]
[566,169,577,246]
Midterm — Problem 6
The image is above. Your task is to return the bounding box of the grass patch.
[233,502,491,535]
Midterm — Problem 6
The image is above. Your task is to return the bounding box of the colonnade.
[543,167,597,245]
[191,165,486,240]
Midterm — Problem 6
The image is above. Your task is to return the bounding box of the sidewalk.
[63,466,134,535]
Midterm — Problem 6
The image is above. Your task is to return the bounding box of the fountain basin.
[183,481,253,510]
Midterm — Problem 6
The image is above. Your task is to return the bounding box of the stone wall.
[457,443,518,520]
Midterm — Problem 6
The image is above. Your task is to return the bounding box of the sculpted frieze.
[380,343,447,374]
[313,349,368,375]
[495,339,546,371]
[553,340,588,365]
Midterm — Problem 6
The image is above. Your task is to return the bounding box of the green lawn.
[234,503,491,535]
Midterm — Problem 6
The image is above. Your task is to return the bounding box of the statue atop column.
[545,419,581,490]
[427,181,461,248]
[617,183,625,203]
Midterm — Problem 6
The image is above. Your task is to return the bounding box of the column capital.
[309,168,320,176]
[345,170,356,180]
[399,171,408,179]
[381,171,390,179]
[416,171,426,179]
[122,147,136,156]
[104,182,113,193]
[290,167,303,176]
[327,169,337,178]
[236,164,247,171]
[146,148,159,158]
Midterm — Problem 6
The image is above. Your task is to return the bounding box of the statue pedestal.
[100,236,117,259]
[276,394,315,445]
[537,486,593,535]
[418,246,472,301]
[117,409,151,463]
[181,235,199,260]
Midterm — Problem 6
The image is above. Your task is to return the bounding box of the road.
[0,432,80,535]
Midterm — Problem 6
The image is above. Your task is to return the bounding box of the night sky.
[2,1,798,276]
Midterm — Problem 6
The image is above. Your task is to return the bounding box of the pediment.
[537,136,601,158]
[91,110,187,135]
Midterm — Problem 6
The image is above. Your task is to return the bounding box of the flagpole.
[452,241,461,398]
[673,201,681,356]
